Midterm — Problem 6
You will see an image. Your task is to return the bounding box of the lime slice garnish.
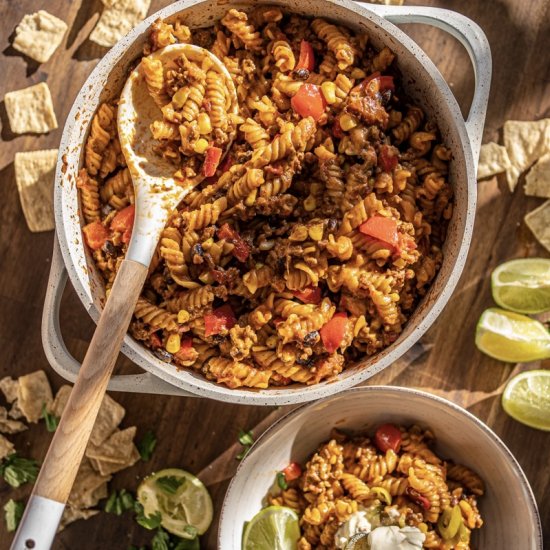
[137,468,212,538]
[242,506,300,550]
[491,258,550,314]
[475,308,550,362]
[502,370,550,431]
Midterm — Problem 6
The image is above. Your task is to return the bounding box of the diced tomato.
[282,462,302,481]
[204,304,237,337]
[378,76,395,92]
[406,487,431,511]
[291,84,326,121]
[219,154,234,173]
[374,423,402,453]
[292,286,321,304]
[82,221,109,250]
[362,72,395,94]
[296,40,315,71]
[203,146,223,177]
[361,71,381,87]
[174,336,194,361]
[210,269,227,284]
[332,118,344,139]
[110,205,135,244]
[359,216,398,248]
[320,312,348,354]
[149,333,162,349]
[217,223,250,262]
[379,144,398,172]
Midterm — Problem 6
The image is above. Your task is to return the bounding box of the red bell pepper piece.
[291,84,326,121]
[110,204,135,244]
[320,312,348,353]
[282,462,302,482]
[296,40,315,71]
[174,336,194,361]
[204,304,237,337]
[292,286,321,305]
[82,221,109,250]
[359,216,398,248]
[379,144,399,172]
[203,146,223,177]
[217,223,250,262]
[374,423,402,453]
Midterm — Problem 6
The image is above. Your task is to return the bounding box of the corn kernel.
[193,138,209,154]
[266,335,278,348]
[177,310,190,323]
[289,225,308,241]
[314,145,336,160]
[197,113,212,134]
[321,81,337,104]
[172,87,190,109]
[199,271,214,284]
[244,189,257,206]
[304,195,317,211]
[202,238,214,249]
[308,222,324,241]
[339,114,357,131]
[166,333,181,354]
[350,68,367,79]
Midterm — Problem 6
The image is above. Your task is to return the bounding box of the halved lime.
[502,370,550,431]
[137,468,212,538]
[242,506,300,550]
[475,308,550,362]
[491,258,550,314]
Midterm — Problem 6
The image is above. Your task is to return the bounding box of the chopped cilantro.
[276,471,288,490]
[138,431,157,462]
[41,403,59,432]
[4,499,24,532]
[155,475,185,495]
[0,454,39,488]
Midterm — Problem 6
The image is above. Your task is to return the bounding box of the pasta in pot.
[78,8,453,390]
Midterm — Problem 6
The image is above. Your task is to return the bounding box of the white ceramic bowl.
[220,387,543,549]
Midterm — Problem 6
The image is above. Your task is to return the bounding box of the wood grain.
[0,1,548,549]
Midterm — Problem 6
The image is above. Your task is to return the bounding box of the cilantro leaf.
[105,489,136,515]
[0,454,39,488]
[135,502,163,530]
[276,471,288,490]
[172,537,200,550]
[41,404,59,432]
[138,431,157,462]
[155,476,185,495]
[151,529,171,550]
[238,429,254,446]
[3,499,24,532]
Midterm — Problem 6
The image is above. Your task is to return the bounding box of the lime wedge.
[137,468,212,538]
[502,370,550,431]
[491,258,550,314]
[475,308,550,362]
[242,506,300,550]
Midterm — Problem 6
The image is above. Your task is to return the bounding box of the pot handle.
[42,235,195,396]
[356,2,491,163]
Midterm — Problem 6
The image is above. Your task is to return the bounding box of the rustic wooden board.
[0,0,548,548]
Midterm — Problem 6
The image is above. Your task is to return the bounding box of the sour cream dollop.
[334,511,372,549]
[368,525,425,550]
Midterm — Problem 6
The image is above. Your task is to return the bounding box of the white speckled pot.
[44,1,491,405]
[220,386,543,549]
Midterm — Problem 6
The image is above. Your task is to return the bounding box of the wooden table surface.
[0,0,549,548]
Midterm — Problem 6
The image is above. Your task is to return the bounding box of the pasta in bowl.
[78,7,453,390]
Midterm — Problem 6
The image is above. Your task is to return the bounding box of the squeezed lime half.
[242,506,300,550]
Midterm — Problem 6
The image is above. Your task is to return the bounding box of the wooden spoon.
[12,45,237,550]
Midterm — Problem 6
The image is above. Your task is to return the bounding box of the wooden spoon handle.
[13,259,148,549]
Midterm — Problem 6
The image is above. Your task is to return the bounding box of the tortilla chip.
[0,377,19,404]
[503,119,550,192]
[51,385,125,446]
[0,434,15,460]
[14,149,57,233]
[0,407,27,434]
[17,370,53,423]
[89,0,151,48]
[13,10,68,64]
[67,459,111,509]
[4,82,58,134]
[477,142,511,179]
[58,506,99,531]
[89,445,140,476]
[86,426,136,464]
[524,153,550,198]
[525,199,550,252]
[9,401,24,420]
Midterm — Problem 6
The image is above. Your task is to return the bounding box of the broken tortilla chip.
[17,370,53,423]
[525,199,550,252]
[9,401,24,420]
[86,426,136,464]
[89,0,151,48]
[89,445,140,476]
[14,149,58,232]
[67,459,111,509]
[524,152,550,198]
[4,82,58,134]
[0,434,15,460]
[13,10,68,64]
[477,142,511,179]
[0,377,19,404]
[0,407,27,434]
[58,507,100,531]
[503,119,550,192]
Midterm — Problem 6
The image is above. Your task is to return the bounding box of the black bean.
[193,243,204,256]
[303,330,320,346]
[102,240,117,257]
[293,68,310,80]
[153,349,173,363]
